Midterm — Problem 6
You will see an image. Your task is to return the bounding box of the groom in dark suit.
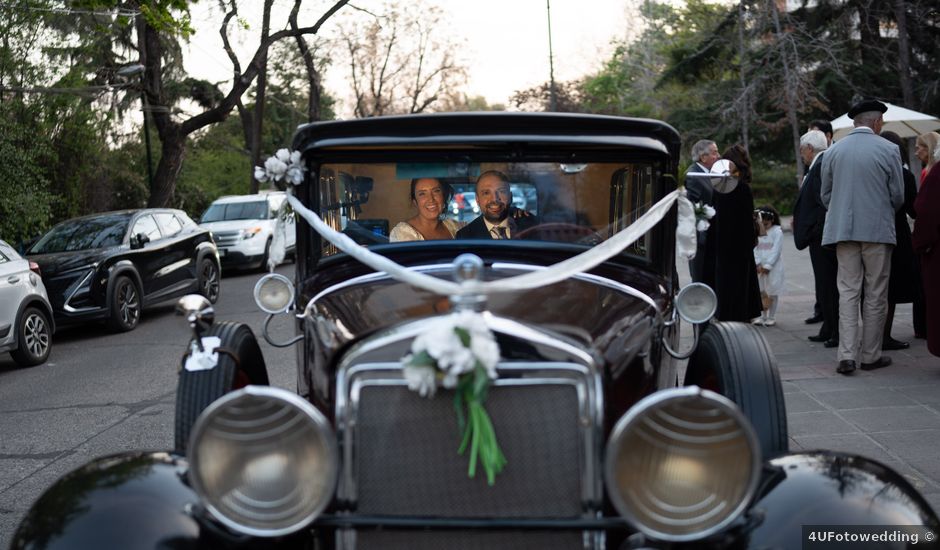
[685,139,719,281]
[456,170,538,239]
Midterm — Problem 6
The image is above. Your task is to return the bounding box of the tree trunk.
[769,0,803,183]
[736,0,750,151]
[893,0,915,108]
[249,2,273,194]
[148,129,186,207]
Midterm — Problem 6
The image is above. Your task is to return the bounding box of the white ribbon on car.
[279,188,697,296]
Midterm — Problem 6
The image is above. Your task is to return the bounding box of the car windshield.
[200,201,269,222]
[29,213,131,253]
[316,161,661,260]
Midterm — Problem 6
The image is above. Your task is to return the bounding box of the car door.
[127,213,168,298]
[153,211,196,293]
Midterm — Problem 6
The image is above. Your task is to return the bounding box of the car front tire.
[10,306,52,367]
[107,275,141,332]
[684,321,788,458]
[174,321,269,453]
[197,258,220,304]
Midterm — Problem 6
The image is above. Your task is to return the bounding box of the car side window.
[155,213,183,237]
[0,249,8,264]
[131,214,162,242]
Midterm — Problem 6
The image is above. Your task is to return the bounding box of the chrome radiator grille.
[337,362,601,521]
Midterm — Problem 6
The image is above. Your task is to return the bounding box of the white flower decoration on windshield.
[255,148,304,186]
[401,311,506,485]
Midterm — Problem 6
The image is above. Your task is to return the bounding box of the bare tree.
[136,0,349,207]
[338,1,466,117]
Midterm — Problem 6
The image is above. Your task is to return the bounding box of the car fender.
[746,451,940,549]
[14,294,56,338]
[106,261,143,304]
[195,240,220,267]
[11,452,201,550]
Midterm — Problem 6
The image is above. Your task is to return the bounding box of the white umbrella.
[831,102,940,140]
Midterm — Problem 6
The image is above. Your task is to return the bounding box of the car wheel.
[107,276,141,332]
[174,321,269,453]
[197,257,220,304]
[684,321,788,458]
[258,238,272,271]
[10,307,52,367]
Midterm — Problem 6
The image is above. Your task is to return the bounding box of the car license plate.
[218,248,227,256]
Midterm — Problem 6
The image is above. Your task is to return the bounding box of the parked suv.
[0,239,53,366]
[199,192,296,270]
[26,209,220,332]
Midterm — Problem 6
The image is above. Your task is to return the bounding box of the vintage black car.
[12,113,939,549]
[26,208,220,332]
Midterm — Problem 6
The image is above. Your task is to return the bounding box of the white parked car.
[198,192,296,270]
[0,239,53,366]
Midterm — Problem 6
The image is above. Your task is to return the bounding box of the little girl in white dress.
[753,206,785,326]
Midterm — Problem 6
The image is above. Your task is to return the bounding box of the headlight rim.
[187,386,338,538]
[253,273,296,314]
[604,386,761,542]
[675,282,717,324]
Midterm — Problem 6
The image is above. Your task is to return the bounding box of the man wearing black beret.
[820,98,905,375]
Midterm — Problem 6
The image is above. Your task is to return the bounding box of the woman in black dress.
[702,144,763,322]
[880,131,921,349]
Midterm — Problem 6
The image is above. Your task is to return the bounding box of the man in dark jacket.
[456,170,538,239]
[685,139,719,282]
[793,130,838,347]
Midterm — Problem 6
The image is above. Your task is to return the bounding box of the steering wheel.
[514,223,604,245]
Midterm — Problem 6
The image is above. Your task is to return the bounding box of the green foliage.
[751,159,799,216]
[0,104,56,246]
[176,117,252,219]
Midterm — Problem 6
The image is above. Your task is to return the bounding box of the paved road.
[0,239,937,546]
[0,265,297,548]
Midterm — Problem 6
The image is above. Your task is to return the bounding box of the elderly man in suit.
[793,130,838,348]
[456,170,538,239]
[821,99,905,375]
[685,139,720,282]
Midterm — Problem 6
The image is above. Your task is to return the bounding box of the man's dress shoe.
[804,314,824,324]
[824,338,839,348]
[808,334,828,342]
[860,356,892,371]
[837,360,856,375]
[882,338,910,351]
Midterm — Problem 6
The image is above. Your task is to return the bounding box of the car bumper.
[12,450,940,550]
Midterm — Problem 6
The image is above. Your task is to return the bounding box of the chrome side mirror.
[254,274,304,348]
[176,294,215,347]
[664,283,717,360]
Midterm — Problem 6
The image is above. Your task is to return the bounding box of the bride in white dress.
[390,178,461,242]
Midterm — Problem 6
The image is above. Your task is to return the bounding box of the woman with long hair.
[702,144,763,322]
[390,178,461,242]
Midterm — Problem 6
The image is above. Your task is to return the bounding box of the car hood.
[199,220,270,232]
[28,248,113,277]
[304,263,664,359]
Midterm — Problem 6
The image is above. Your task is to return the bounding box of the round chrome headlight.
[253,273,295,314]
[188,387,338,537]
[604,387,760,541]
[675,283,717,324]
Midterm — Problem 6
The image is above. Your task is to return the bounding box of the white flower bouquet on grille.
[401,311,506,485]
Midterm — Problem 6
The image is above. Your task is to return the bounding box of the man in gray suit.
[821,99,904,375]
[685,139,719,282]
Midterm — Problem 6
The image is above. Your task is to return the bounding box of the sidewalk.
[680,217,940,511]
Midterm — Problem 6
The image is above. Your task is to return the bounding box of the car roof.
[293,112,681,157]
[210,192,285,205]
